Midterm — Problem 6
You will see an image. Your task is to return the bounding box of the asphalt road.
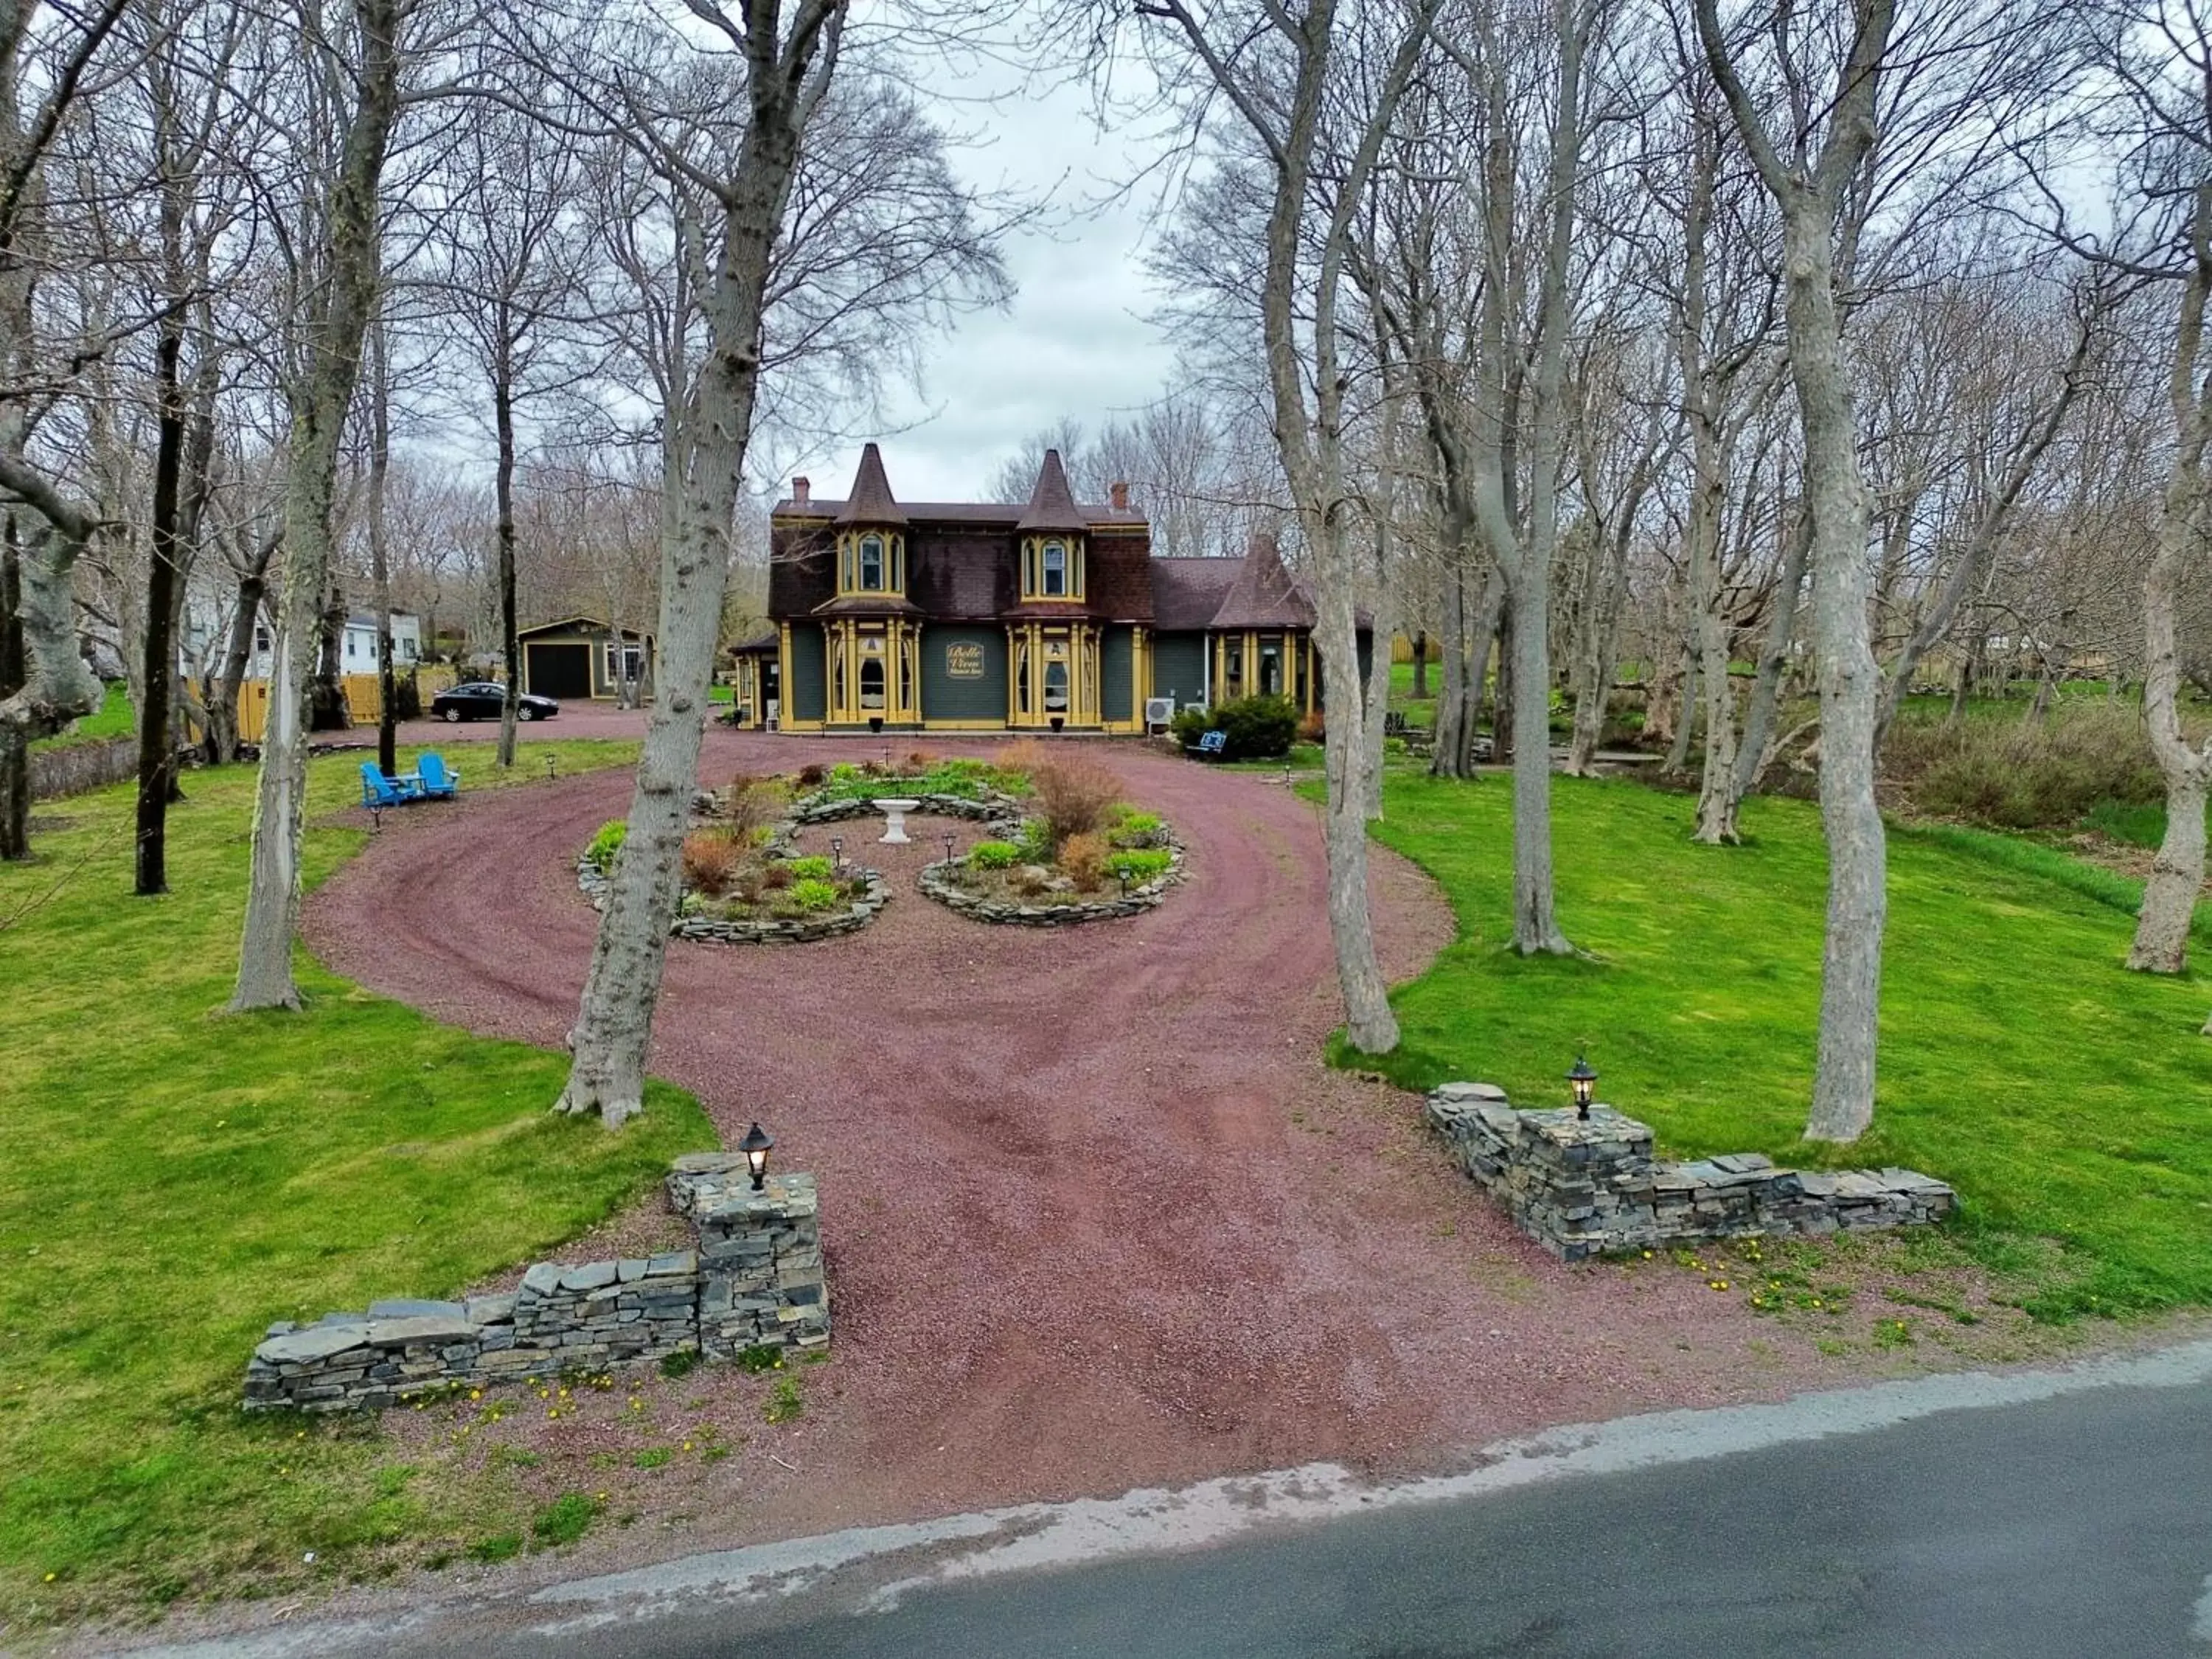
[142,1342,2212,1659]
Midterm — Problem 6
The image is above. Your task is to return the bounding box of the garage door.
[526,642,591,700]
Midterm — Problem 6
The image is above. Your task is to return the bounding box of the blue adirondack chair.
[360,762,421,808]
[416,753,461,799]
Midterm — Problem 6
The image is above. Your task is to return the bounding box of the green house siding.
[789,625,827,722]
[920,626,1006,723]
[1101,627,1134,723]
[1151,632,1207,706]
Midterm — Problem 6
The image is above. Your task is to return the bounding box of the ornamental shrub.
[969,839,1020,869]
[1169,706,1211,748]
[1108,847,1172,883]
[681,830,740,897]
[784,855,833,880]
[1216,695,1298,759]
[787,877,842,913]
[1029,753,1122,847]
[1110,809,1164,848]
[1059,831,1108,892]
[586,819,627,872]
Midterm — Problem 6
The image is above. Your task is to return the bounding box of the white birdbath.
[872,797,921,844]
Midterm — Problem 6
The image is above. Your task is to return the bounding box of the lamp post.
[544,753,557,782]
[942,832,956,867]
[369,802,382,833]
[739,1121,775,1192]
[830,835,844,874]
[1568,1054,1598,1121]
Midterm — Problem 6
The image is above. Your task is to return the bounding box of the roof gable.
[835,442,908,527]
[1015,449,1089,534]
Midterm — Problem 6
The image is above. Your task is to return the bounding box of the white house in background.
[178,597,422,680]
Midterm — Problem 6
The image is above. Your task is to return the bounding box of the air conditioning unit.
[1144,697,1175,731]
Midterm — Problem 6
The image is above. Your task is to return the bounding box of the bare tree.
[1130,0,1439,1052]
[231,0,411,1012]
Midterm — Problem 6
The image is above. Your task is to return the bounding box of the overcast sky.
[786,64,1183,507]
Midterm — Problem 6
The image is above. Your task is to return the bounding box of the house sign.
[945,642,985,678]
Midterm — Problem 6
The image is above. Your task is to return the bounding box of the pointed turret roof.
[835,442,908,526]
[1211,531,1317,630]
[1016,448,1090,535]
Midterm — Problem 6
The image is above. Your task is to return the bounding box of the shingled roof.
[1210,532,1317,630]
[1015,449,1090,535]
[835,442,908,527]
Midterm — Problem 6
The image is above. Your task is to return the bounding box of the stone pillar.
[683,1170,829,1357]
[1497,1106,1659,1262]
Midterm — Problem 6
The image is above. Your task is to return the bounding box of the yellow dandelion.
[44,1572,56,1582]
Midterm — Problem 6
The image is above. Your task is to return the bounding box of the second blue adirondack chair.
[360,762,421,808]
[416,753,461,799]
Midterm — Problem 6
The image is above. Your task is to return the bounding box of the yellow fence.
[225,669,459,745]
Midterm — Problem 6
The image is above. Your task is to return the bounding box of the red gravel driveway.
[302,734,1840,1549]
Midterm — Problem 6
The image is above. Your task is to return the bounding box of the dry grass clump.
[1058,831,1108,892]
[681,830,741,897]
[1026,752,1121,847]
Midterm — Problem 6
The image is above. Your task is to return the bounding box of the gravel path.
[300,734,1854,1554]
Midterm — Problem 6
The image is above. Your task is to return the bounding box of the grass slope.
[28,681,133,752]
[0,740,712,1624]
[1347,772,2212,1321]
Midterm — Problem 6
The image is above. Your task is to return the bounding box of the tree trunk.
[134,310,186,896]
[1507,569,1569,953]
[0,525,24,860]
[494,348,521,768]
[1783,206,1887,1145]
[1663,641,1697,775]
[1431,560,1466,779]
[2128,257,2212,973]
[368,319,397,777]
[232,0,403,1013]
[1564,519,1629,776]
[1731,510,1809,799]
[558,2,846,1121]
[1687,448,1742,842]
[1411,629,1427,698]
[205,552,268,764]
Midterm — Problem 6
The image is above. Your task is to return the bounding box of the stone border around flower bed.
[918,838,1186,928]
[577,856,891,946]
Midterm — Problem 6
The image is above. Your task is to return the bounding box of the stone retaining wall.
[918,844,1186,926]
[30,735,141,800]
[243,1162,825,1413]
[577,858,891,945]
[1425,1082,1957,1262]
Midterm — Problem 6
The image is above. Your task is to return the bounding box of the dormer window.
[838,529,903,596]
[1020,535,1083,601]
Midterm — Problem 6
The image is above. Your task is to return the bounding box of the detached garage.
[518,616,656,703]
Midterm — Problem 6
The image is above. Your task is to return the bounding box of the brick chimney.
[1110,480,1130,512]
[792,476,811,505]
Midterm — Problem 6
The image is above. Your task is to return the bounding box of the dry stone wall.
[1425,1082,1957,1262]
[243,1161,826,1413]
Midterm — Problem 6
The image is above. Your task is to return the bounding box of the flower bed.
[578,779,892,945]
[917,748,1186,926]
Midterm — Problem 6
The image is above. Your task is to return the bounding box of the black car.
[429,682,560,723]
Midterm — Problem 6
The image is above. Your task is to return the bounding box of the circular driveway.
[303,733,1832,1550]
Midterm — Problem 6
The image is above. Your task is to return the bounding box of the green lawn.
[1343,771,2212,1321]
[29,680,133,752]
[0,738,713,1624]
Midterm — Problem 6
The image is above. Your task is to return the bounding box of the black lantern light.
[1568,1053,1598,1120]
[544,753,557,782]
[368,801,383,833]
[830,835,844,872]
[943,832,956,866]
[739,1121,775,1191]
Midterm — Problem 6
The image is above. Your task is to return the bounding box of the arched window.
[859,534,884,589]
[859,656,886,710]
[1041,540,1067,597]
[1043,658,1070,713]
